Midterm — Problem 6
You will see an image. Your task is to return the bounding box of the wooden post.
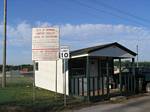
[132,58,136,93]
[106,59,110,98]
[102,63,104,96]
[128,75,130,92]
[119,58,122,94]
[2,0,7,88]
[86,56,90,101]
[97,58,100,96]
[130,59,133,92]
[82,77,84,96]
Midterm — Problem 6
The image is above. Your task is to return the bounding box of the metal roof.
[71,42,137,57]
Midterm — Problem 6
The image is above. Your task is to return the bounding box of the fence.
[69,72,140,101]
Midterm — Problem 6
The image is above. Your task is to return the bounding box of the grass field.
[0,76,85,112]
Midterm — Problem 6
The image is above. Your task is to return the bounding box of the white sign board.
[60,46,70,59]
[32,27,59,61]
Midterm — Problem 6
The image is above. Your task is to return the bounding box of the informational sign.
[32,27,59,61]
[60,46,70,59]
[60,46,70,106]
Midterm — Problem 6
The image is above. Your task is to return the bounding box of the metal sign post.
[60,46,70,107]
[32,61,36,102]
[63,59,66,106]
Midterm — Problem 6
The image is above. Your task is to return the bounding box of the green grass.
[0,77,63,111]
[0,76,85,111]
[0,77,61,105]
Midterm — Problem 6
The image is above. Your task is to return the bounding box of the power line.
[71,0,148,27]
[93,0,150,24]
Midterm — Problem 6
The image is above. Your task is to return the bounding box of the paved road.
[69,95,150,112]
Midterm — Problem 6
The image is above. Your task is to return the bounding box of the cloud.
[0,22,150,64]
[61,24,149,41]
[0,21,32,47]
[60,24,150,52]
[0,22,149,48]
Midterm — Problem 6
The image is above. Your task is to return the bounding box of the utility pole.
[136,45,139,68]
[2,0,7,88]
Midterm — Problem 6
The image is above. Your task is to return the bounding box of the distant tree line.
[0,61,150,72]
[114,61,150,68]
[0,64,33,72]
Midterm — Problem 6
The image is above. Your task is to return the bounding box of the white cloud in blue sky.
[0,21,150,64]
[0,21,32,47]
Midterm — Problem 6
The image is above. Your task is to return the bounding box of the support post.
[136,45,139,68]
[2,0,7,88]
[132,58,136,93]
[86,56,90,101]
[119,58,122,94]
[63,59,67,106]
[106,60,110,98]
[32,61,36,102]
[97,58,100,96]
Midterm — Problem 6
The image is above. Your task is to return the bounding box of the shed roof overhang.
[70,42,137,59]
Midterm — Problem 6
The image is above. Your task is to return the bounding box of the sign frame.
[32,27,59,61]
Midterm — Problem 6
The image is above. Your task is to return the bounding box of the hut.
[35,42,137,101]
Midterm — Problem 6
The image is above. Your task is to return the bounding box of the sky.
[0,0,150,64]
